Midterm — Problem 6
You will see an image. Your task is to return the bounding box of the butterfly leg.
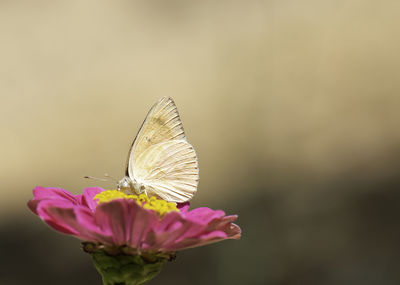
[138,184,149,197]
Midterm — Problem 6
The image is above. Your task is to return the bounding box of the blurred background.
[1,0,399,284]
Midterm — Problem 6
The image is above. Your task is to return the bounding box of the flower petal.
[28,186,78,214]
[127,203,159,249]
[81,187,104,211]
[147,209,241,251]
[36,200,80,235]
[28,187,241,253]
[167,230,229,251]
[182,207,226,224]
[176,202,190,212]
[74,207,113,244]
[144,212,188,251]
[94,199,159,247]
[32,186,77,202]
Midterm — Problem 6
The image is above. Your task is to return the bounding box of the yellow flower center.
[93,190,178,216]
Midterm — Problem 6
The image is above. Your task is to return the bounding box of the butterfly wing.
[126,97,199,202]
[125,97,186,175]
[132,139,199,202]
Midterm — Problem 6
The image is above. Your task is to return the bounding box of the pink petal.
[127,204,159,248]
[32,186,78,203]
[37,201,112,244]
[81,187,104,211]
[176,202,190,212]
[182,207,226,224]
[28,186,242,252]
[74,207,113,244]
[208,215,242,239]
[94,199,159,247]
[94,200,128,245]
[167,230,229,251]
[149,209,241,251]
[27,199,41,215]
[28,187,78,214]
[145,212,190,250]
[36,200,80,235]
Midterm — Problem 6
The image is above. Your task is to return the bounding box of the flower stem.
[90,250,167,285]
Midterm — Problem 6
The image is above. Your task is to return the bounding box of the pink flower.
[27,187,241,253]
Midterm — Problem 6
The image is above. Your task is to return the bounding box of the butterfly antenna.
[84,175,113,183]
[104,173,119,183]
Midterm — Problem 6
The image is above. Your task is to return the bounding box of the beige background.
[1,1,399,284]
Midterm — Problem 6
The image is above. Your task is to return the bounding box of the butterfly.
[117,97,199,203]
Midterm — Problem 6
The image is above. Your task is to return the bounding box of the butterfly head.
[117,176,132,192]
[117,176,147,196]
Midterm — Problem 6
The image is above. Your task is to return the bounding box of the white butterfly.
[117,97,199,203]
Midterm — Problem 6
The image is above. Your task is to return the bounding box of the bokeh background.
[1,1,400,284]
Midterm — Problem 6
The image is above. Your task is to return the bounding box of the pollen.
[94,190,178,216]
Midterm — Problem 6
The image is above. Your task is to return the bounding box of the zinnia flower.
[28,186,241,284]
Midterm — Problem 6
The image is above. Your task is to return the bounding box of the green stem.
[90,250,167,285]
